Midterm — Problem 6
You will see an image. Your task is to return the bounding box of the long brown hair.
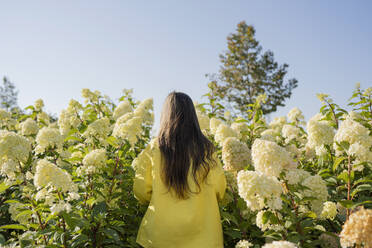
[158,91,215,199]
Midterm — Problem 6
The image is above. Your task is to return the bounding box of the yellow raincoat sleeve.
[133,144,153,204]
[212,152,226,202]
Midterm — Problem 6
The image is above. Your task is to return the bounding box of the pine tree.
[207,21,298,118]
[0,77,19,111]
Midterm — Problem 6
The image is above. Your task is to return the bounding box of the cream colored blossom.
[260,129,278,142]
[316,93,329,103]
[284,169,311,185]
[19,118,39,136]
[50,201,72,215]
[113,100,133,120]
[335,115,371,147]
[133,98,154,125]
[83,117,111,140]
[222,137,250,171]
[269,116,287,132]
[196,110,210,131]
[320,201,337,220]
[235,240,253,248]
[282,124,302,143]
[35,127,63,154]
[58,108,80,136]
[287,107,304,123]
[34,159,76,193]
[237,170,283,211]
[0,109,13,127]
[80,149,107,175]
[0,159,19,180]
[315,144,328,157]
[214,123,238,145]
[113,116,143,145]
[340,208,372,248]
[251,139,296,178]
[262,241,297,248]
[34,98,44,111]
[81,88,99,103]
[306,113,334,151]
[0,130,31,162]
[302,175,329,216]
[37,111,50,125]
[210,118,223,135]
[231,121,249,140]
[348,142,372,164]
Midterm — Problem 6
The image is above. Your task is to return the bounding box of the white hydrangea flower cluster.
[0,108,11,121]
[0,159,22,181]
[50,201,72,215]
[334,114,372,164]
[284,168,311,185]
[37,111,50,125]
[113,100,133,120]
[262,241,297,248]
[302,174,329,216]
[269,116,287,132]
[287,107,304,124]
[306,113,334,152]
[340,208,372,248]
[282,124,302,143]
[237,170,283,211]
[81,88,100,103]
[196,110,210,131]
[210,118,223,134]
[83,117,112,143]
[320,201,337,220]
[34,98,44,111]
[231,121,249,141]
[235,240,253,248]
[251,139,296,178]
[256,210,284,231]
[214,123,238,146]
[34,159,77,193]
[0,109,16,127]
[222,137,250,171]
[0,130,31,163]
[58,107,81,136]
[77,149,107,176]
[133,98,154,125]
[19,118,39,136]
[315,144,328,157]
[112,99,153,145]
[260,129,278,142]
[35,127,64,154]
[113,115,143,146]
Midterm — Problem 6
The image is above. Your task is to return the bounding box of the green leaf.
[0,182,10,193]
[337,171,349,183]
[262,211,272,224]
[333,156,346,171]
[339,200,354,209]
[0,224,27,230]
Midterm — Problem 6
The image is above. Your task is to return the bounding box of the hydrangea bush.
[0,85,371,248]
[0,89,153,247]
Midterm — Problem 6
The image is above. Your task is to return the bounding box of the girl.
[133,91,226,248]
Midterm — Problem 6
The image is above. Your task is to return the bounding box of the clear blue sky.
[1,1,371,131]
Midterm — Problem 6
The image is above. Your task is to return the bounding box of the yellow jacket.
[133,138,226,248]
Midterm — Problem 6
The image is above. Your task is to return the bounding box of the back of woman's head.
[158,91,215,199]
